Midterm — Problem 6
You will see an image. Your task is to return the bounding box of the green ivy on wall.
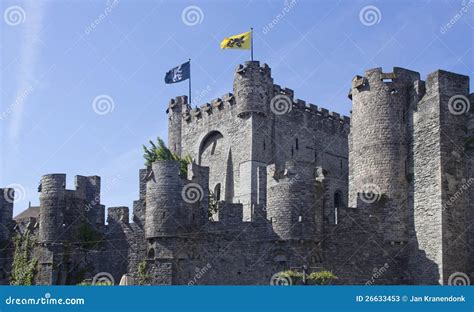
[10,232,38,285]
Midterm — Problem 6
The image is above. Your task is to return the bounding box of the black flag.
[164,61,190,84]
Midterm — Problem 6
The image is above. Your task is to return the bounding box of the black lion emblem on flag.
[226,36,246,48]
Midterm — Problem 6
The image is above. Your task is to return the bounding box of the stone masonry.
[0,61,472,285]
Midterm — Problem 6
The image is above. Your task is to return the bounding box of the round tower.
[266,161,320,240]
[145,160,185,238]
[233,61,273,117]
[348,67,421,242]
[39,174,66,243]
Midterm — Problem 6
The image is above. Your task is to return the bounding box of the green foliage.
[137,260,151,285]
[208,190,219,220]
[307,270,337,285]
[77,280,112,286]
[275,270,337,285]
[10,232,38,285]
[142,137,192,177]
[278,270,302,279]
[79,222,103,249]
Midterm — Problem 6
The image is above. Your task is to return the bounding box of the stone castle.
[0,61,472,285]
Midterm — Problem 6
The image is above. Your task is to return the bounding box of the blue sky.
[1,0,473,217]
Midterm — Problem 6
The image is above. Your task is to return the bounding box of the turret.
[76,175,104,230]
[0,188,14,243]
[233,61,273,117]
[39,174,66,243]
[167,95,187,156]
[348,67,421,243]
[145,160,209,239]
[266,161,323,241]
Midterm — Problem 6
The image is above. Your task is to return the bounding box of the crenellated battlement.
[172,88,350,137]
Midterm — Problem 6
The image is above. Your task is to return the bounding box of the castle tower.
[233,61,274,220]
[234,61,273,117]
[145,160,210,239]
[411,70,471,284]
[39,174,66,243]
[167,95,187,156]
[75,175,104,231]
[145,161,184,238]
[0,188,14,243]
[266,161,323,241]
[348,67,421,243]
[467,94,474,278]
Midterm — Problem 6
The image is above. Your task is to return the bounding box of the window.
[214,183,221,202]
[295,138,299,150]
[334,191,343,225]
[334,191,342,208]
[147,248,155,260]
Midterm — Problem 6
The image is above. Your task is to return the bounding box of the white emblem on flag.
[172,65,183,82]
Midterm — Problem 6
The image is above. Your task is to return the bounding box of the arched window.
[147,248,155,260]
[199,131,224,164]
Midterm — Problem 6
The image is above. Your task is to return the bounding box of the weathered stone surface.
[1,64,472,285]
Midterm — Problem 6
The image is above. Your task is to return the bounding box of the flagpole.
[188,58,191,106]
[250,27,254,61]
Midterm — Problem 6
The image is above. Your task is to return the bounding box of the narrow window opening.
[148,248,155,260]
[263,140,266,150]
[214,183,221,202]
[295,138,299,150]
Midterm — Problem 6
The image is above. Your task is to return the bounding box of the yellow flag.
[220,31,251,50]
